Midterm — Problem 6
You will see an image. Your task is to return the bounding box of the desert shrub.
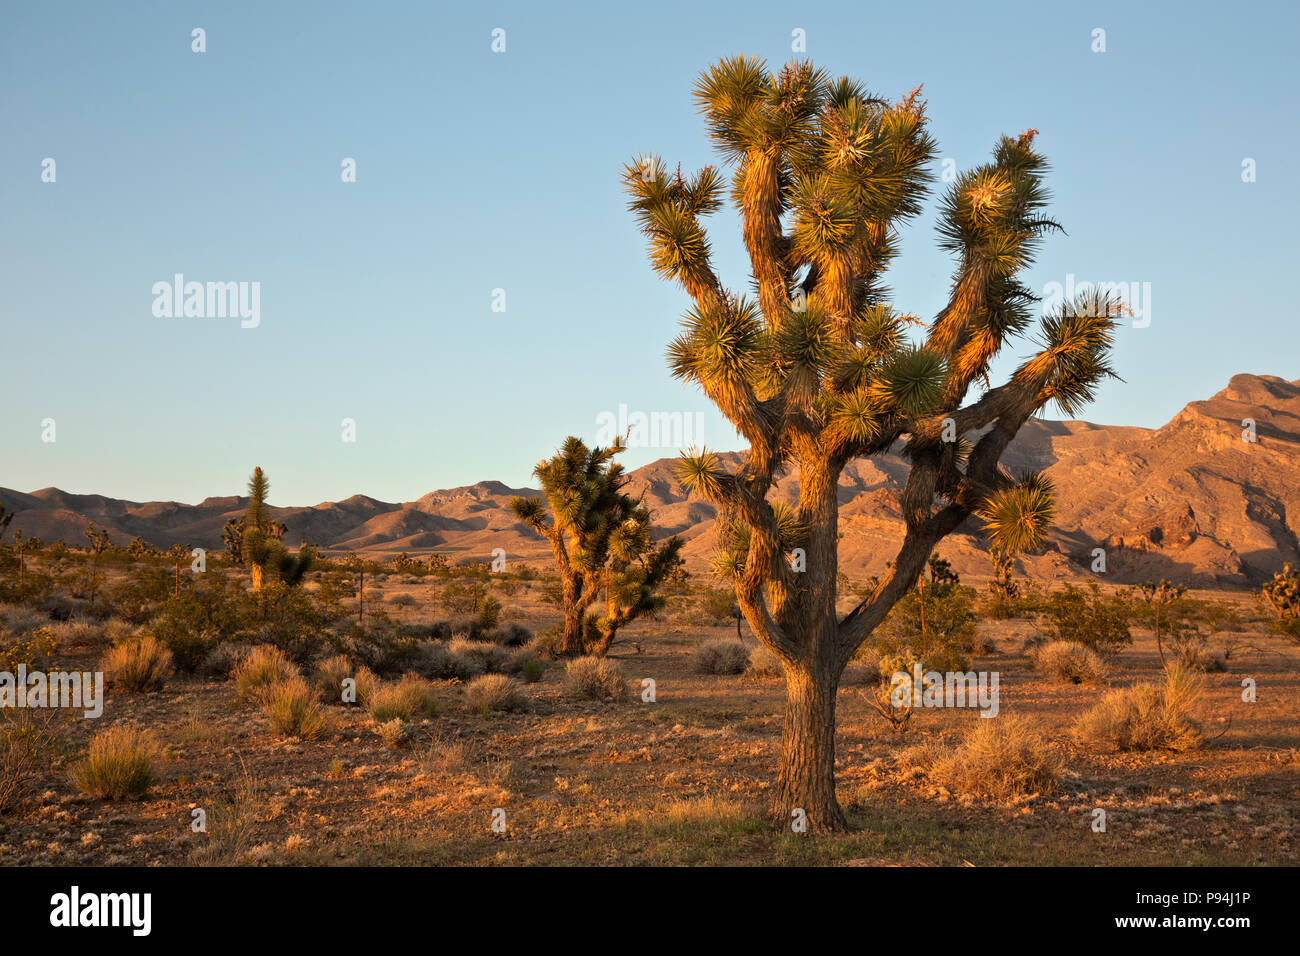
[375,718,412,748]
[148,574,250,652]
[701,588,742,633]
[109,568,172,625]
[368,674,439,722]
[72,725,158,799]
[388,593,418,608]
[232,644,299,701]
[1,710,62,814]
[493,622,532,647]
[501,646,542,677]
[525,628,561,660]
[1032,640,1108,685]
[1044,581,1132,655]
[563,656,628,701]
[353,666,380,705]
[0,603,50,636]
[440,579,489,616]
[449,637,509,674]
[910,716,1059,798]
[517,657,545,683]
[412,641,486,680]
[263,678,329,739]
[693,638,750,675]
[329,622,420,675]
[1,624,57,671]
[876,584,980,672]
[200,642,246,679]
[465,674,528,713]
[50,617,107,649]
[748,643,782,678]
[1074,663,1204,752]
[102,635,174,692]
[311,654,355,703]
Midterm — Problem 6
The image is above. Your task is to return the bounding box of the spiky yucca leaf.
[868,345,947,418]
[980,471,1057,555]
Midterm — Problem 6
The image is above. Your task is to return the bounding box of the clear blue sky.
[2,0,1296,506]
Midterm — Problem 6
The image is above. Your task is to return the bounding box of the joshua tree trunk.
[250,564,264,592]
[559,592,586,657]
[769,460,849,828]
[777,654,845,830]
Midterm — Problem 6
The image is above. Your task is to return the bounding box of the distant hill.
[3,374,1297,588]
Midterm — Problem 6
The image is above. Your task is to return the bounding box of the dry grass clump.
[1074,663,1204,752]
[311,655,355,703]
[102,635,174,692]
[465,674,528,713]
[72,725,158,800]
[693,638,750,675]
[905,717,1059,799]
[232,645,299,701]
[263,677,329,739]
[1033,640,1109,685]
[563,656,628,701]
[368,674,439,722]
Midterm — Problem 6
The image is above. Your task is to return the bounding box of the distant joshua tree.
[624,56,1120,829]
[83,521,112,555]
[510,437,684,656]
[236,467,312,592]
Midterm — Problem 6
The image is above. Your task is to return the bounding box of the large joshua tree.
[624,56,1120,830]
[511,437,684,656]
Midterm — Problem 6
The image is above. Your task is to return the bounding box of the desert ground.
[2,551,1297,867]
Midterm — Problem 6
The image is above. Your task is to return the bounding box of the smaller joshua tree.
[83,521,112,555]
[237,467,313,592]
[511,437,684,656]
[1261,563,1300,641]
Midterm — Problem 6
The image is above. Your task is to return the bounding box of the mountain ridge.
[3,373,1297,588]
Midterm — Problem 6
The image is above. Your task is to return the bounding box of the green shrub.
[1044,581,1132,655]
